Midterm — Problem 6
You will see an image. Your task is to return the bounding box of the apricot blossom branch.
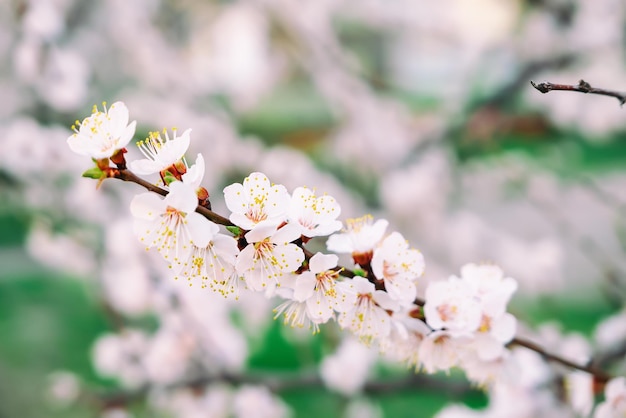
[68,101,620,409]
[114,167,615,383]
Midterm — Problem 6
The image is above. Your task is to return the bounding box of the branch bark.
[531,79,626,106]
[115,169,233,227]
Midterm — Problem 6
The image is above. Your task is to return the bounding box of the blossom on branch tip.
[67,101,136,159]
[130,181,214,266]
[128,128,191,176]
[224,172,290,230]
[287,187,342,238]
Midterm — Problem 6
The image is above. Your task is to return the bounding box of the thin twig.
[400,53,576,167]
[531,79,626,106]
[509,337,611,382]
[115,169,233,227]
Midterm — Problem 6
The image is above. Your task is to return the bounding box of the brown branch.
[414,297,610,381]
[115,169,233,227]
[509,337,611,383]
[531,79,626,106]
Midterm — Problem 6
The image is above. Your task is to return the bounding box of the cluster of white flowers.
[66,101,625,415]
[8,1,626,416]
[65,101,516,385]
[422,264,517,383]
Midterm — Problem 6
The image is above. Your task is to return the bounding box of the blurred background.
[2,0,626,416]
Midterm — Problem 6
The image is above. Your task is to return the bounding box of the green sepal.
[82,167,105,179]
[353,268,367,277]
[226,226,242,237]
[162,171,177,186]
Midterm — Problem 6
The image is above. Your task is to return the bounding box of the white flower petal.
[130,192,166,220]
[165,181,198,214]
[293,272,316,302]
[309,253,338,274]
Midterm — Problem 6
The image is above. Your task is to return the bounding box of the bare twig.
[400,53,576,167]
[531,79,626,106]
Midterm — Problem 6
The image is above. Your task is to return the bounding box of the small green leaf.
[81,167,104,179]
[162,172,177,186]
[226,226,242,236]
[353,268,366,277]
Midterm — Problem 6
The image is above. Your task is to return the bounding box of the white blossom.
[67,101,136,159]
[460,263,517,317]
[130,181,214,267]
[182,153,205,190]
[294,252,346,323]
[418,331,465,374]
[224,172,291,230]
[168,213,240,295]
[423,278,482,337]
[273,291,317,332]
[287,186,342,238]
[327,216,388,262]
[236,223,304,293]
[128,128,191,175]
[371,231,424,305]
[336,276,397,342]
[469,314,517,362]
[380,309,431,369]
